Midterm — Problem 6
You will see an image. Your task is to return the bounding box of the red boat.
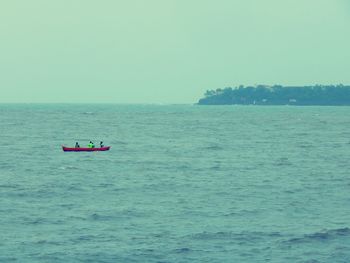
[62,146,111,152]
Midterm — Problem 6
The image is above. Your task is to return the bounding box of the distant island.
[198,85,350,105]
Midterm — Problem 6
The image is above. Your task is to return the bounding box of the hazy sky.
[0,0,349,103]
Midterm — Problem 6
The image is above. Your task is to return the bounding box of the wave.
[285,228,350,244]
[189,231,282,241]
[59,166,79,170]
[275,157,292,166]
[0,184,19,189]
[298,143,314,149]
[202,145,224,151]
[173,247,192,254]
[110,140,127,145]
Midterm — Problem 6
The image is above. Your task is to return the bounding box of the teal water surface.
[1,104,350,262]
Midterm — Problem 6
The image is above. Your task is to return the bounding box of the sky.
[0,0,349,103]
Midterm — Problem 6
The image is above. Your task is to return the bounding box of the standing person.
[75,142,80,148]
[100,141,104,147]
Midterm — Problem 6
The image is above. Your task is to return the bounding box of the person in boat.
[88,141,95,148]
[75,142,80,148]
[100,141,104,147]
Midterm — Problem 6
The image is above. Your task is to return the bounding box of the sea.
[1,104,350,263]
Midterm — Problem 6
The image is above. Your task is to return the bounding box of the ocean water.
[1,104,350,263]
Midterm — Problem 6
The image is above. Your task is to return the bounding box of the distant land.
[198,85,350,106]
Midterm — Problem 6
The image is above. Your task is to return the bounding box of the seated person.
[75,142,80,148]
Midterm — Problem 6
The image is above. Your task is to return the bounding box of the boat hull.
[62,146,110,152]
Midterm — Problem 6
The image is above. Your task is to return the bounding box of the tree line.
[198,85,350,105]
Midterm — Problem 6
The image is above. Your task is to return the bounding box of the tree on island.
[198,85,350,105]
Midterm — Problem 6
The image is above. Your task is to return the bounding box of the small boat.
[62,146,111,152]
